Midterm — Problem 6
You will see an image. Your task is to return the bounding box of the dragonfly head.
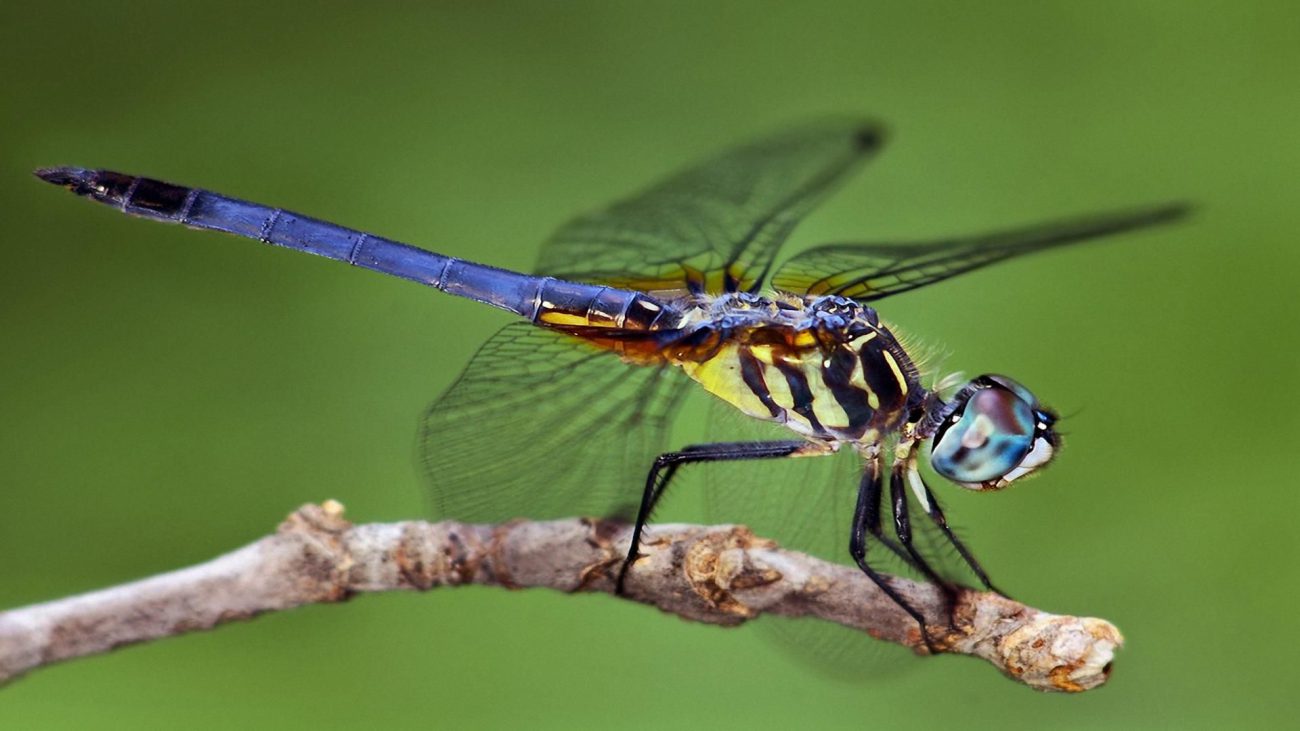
[928,375,1059,491]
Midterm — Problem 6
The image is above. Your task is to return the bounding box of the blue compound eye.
[931,377,1051,488]
[985,375,1036,405]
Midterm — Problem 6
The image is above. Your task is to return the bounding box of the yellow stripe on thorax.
[810,379,852,430]
[678,343,775,421]
[881,349,909,398]
[679,341,854,436]
[847,332,880,409]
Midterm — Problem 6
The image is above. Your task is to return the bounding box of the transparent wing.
[421,122,880,521]
[693,401,910,677]
[700,404,867,563]
[421,323,690,522]
[536,119,885,294]
[699,399,979,678]
[772,204,1188,301]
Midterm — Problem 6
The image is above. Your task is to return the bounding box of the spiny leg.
[616,440,827,594]
[860,450,921,571]
[849,451,939,653]
[888,461,951,590]
[904,459,1004,595]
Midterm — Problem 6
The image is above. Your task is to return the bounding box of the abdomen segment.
[36,168,676,331]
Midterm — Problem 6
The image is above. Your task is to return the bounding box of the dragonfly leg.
[615,440,823,594]
[850,453,940,654]
[905,459,1005,596]
[888,461,951,590]
[889,459,962,636]
[859,451,921,570]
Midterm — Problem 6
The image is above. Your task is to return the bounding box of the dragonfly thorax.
[690,291,880,331]
[673,291,923,445]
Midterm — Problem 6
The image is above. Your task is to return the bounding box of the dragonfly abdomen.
[530,278,679,331]
[35,168,677,332]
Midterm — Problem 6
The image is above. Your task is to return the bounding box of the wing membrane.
[772,204,1188,301]
[699,399,991,676]
[421,121,884,522]
[421,323,690,522]
[698,399,921,677]
[536,119,885,293]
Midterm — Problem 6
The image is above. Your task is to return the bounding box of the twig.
[0,501,1121,692]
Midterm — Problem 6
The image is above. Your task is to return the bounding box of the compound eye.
[931,385,1036,485]
[985,375,1035,404]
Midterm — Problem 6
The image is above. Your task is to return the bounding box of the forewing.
[421,323,690,522]
[536,119,885,293]
[772,204,1188,301]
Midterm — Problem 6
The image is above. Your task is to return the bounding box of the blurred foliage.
[2,1,1297,728]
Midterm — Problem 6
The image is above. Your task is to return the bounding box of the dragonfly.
[36,119,1185,649]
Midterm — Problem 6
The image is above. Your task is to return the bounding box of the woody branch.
[0,501,1119,692]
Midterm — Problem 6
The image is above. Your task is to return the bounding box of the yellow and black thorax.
[667,293,923,444]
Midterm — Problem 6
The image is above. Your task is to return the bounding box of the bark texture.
[0,502,1121,691]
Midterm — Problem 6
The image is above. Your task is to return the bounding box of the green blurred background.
[2,1,1297,728]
